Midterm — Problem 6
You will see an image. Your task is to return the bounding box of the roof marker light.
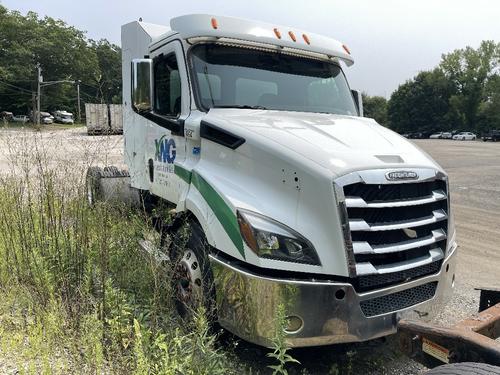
[342,44,351,55]
[273,28,282,39]
[211,17,218,29]
[302,34,310,45]
[288,31,296,42]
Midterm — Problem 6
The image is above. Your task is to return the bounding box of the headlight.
[237,209,321,265]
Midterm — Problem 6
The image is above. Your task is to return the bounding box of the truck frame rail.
[398,288,500,368]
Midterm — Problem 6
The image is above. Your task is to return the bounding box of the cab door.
[146,40,190,204]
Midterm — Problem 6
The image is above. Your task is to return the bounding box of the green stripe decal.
[175,165,245,259]
[174,164,192,184]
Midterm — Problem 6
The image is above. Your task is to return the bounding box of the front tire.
[426,362,500,375]
[170,219,215,319]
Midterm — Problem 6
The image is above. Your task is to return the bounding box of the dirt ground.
[414,139,500,291]
[0,128,499,374]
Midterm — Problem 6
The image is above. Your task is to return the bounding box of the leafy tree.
[362,94,388,125]
[0,5,121,116]
[387,69,454,133]
[438,40,500,132]
[90,39,122,104]
[477,75,500,134]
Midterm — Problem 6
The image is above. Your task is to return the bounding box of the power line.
[0,80,33,94]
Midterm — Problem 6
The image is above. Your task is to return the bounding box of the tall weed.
[0,129,240,374]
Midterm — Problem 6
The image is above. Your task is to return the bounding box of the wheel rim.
[174,249,203,312]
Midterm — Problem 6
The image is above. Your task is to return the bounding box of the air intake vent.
[360,282,438,317]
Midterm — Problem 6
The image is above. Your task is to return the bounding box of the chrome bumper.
[210,243,457,348]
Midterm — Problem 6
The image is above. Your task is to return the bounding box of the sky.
[2,0,500,97]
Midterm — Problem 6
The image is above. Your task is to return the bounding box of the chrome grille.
[336,169,448,292]
[360,282,438,317]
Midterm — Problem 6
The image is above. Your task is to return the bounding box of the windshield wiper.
[212,104,268,110]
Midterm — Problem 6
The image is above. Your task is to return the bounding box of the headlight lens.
[237,209,321,265]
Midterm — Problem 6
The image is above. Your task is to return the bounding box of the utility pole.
[32,92,36,125]
[76,80,81,123]
[36,63,42,126]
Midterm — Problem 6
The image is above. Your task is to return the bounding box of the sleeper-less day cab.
[108,14,457,347]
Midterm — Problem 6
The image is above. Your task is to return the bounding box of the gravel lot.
[0,129,498,374]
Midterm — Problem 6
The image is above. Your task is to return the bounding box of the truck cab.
[120,14,457,347]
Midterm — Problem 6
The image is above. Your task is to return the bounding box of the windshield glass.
[190,44,358,116]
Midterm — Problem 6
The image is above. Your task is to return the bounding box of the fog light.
[284,315,304,334]
[335,289,346,300]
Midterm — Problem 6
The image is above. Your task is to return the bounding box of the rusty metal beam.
[453,302,500,339]
[398,302,500,368]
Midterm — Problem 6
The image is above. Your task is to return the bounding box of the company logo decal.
[385,170,419,181]
[155,135,176,164]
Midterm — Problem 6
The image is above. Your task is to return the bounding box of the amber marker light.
[211,17,218,29]
[288,31,297,42]
[302,34,311,45]
[237,211,258,253]
[342,44,351,55]
[274,28,282,39]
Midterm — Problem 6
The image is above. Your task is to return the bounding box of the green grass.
[0,134,245,374]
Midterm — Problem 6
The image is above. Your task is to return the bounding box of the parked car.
[53,110,74,124]
[482,130,500,142]
[408,132,425,139]
[429,132,443,139]
[441,132,452,139]
[40,112,54,124]
[30,111,54,124]
[452,132,476,140]
[0,111,13,121]
[430,132,453,139]
[12,115,28,124]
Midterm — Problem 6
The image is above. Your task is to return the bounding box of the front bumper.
[210,242,457,348]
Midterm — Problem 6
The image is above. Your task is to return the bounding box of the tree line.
[2,4,499,133]
[0,5,121,116]
[363,41,500,135]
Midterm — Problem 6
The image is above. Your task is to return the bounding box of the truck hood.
[203,109,441,176]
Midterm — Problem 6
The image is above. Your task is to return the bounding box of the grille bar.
[353,229,447,255]
[349,209,447,232]
[356,248,444,276]
[345,190,446,209]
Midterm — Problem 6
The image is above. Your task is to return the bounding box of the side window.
[154,53,181,117]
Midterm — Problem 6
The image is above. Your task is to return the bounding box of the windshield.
[190,44,358,116]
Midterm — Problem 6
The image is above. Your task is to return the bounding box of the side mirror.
[132,58,153,112]
[351,89,363,117]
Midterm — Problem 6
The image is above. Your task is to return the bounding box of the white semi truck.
[87,14,457,347]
